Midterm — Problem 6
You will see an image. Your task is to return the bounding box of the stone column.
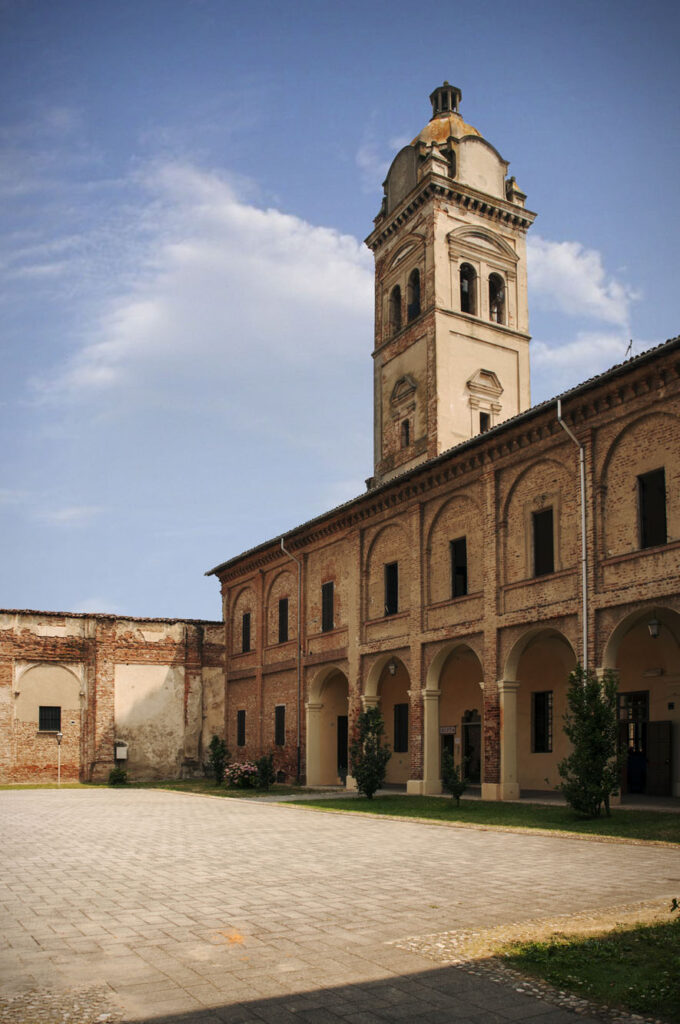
[498,679,520,800]
[421,688,442,795]
[305,701,323,787]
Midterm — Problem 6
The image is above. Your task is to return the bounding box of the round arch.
[602,606,680,670]
[305,665,349,787]
[503,626,576,682]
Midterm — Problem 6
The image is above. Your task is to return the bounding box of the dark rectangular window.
[638,468,666,549]
[394,703,409,753]
[236,710,246,747]
[39,706,61,731]
[278,598,289,643]
[533,507,554,577]
[384,561,399,616]
[275,705,285,746]
[532,691,553,753]
[241,612,251,653]
[479,411,490,433]
[450,537,468,598]
[321,581,334,632]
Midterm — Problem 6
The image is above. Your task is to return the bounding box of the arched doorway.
[375,658,410,785]
[439,645,484,785]
[503,629,576,795]
[306,668,349,786]
[603,608,680,797]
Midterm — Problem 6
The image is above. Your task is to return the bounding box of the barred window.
[39,706,61,732]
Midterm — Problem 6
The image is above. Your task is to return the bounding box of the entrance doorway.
[619,690,672,796]
[462,709,481,783]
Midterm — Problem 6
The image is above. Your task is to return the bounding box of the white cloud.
[34,163,374,411]
[531,330,633,402]
[527,235,638,326]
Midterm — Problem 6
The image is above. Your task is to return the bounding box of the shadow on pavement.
[118,960,596,1024]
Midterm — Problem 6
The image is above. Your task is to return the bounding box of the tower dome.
[382,81,511,216]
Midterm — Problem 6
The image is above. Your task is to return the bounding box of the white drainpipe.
[557,399,588,672]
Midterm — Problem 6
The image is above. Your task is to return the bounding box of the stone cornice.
[365,175,537,253]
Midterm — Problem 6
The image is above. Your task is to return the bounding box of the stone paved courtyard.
[1,789,679,1023]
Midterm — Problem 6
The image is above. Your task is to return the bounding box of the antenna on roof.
[624,339,633,360]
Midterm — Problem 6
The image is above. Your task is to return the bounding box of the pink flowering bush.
[224,760,259,789]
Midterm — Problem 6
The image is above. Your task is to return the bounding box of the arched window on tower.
[489,273,505,324]
[460,263,477,315]
[407,269,421,322]
[400,419,410,448]
[389,285,402,334]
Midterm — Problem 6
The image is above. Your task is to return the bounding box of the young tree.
[349,706,391,799]
[207,735,229,786]
[558,666,623,818]
[441,746,467,806]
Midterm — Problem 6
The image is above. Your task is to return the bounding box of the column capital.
[422,688,441,700]
[497,679,520,694]
[306,701,323,712]
[595,667,620,682]
[362,694,380,709]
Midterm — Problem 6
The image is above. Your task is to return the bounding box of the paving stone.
[1,789,677,1024]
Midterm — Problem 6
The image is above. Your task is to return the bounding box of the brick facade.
[209,340,680,798]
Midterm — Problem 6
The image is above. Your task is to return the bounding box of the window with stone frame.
[460,263,477,315]
[488,273,505,324]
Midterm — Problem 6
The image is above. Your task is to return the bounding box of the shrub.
[108,767,128,786]
[558,665,624,818]
[256,752,276,790]
[441,747,467,805]
[349,706,391,799]
[207,735,229,786]
[224,760,259,788]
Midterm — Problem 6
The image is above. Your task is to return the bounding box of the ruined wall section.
[0,611,225,783]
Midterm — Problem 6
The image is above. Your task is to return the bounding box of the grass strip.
[499,920,680,1022]
[288,795,680,843]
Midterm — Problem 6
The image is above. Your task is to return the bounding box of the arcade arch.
[305,666,349,787]
[503,628,576,794]
[603,607,680,797]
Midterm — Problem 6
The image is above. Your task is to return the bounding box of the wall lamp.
[388,658,397,676]
[648,617,661,640]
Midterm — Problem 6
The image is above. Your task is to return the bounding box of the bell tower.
[365,83,536,486]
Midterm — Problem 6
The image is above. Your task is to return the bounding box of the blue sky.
[1,0,679,619]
